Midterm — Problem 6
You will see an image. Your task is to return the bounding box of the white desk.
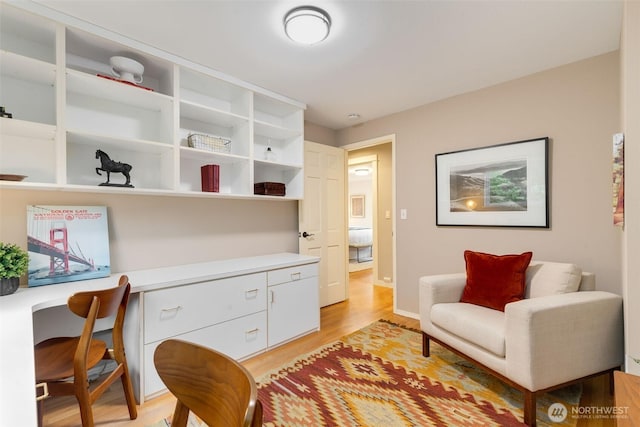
[0,253,319,427]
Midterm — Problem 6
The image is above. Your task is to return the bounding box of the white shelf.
[66,70,174,145]
[1,3,306,200]
[0,5,57,64]
[254,161,303,199]
[254,120,302,140]
[0,117,56,140]
[180,100,249,128]
[67,130,174,153]
[0,50,56,84]
[254,93,303,130]
[254,159,303,170]
[0,50,57,126]
[180,67,251,117]
[179,146,248,163]
[66,69,173,111]
[65,27,175,96]
[180,154,250,195]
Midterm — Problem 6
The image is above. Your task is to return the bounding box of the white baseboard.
[394,308,419,320]
[625,354,640,375]
[349,261,373,272]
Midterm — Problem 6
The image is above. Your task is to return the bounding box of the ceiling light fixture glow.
[284,6,331,45]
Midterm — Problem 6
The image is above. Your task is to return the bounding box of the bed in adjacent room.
[348,227,373,262]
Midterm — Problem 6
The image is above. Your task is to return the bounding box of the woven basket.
[187,133,231,153]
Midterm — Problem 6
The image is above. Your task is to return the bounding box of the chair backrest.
[68,275,130,319]
[69,275,131,366]
[154,339,261,427]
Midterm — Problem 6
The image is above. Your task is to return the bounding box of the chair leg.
[422,333,430,357]
[69,370,94,427]
[37,396,44,427]
[76,385,94,427]
[251,399,264,427]
[120,361,138,419]
[523,390,536,427]
[171,401,191,427]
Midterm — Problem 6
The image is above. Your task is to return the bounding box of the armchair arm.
[419,273,467,331]
[505,291,623,391]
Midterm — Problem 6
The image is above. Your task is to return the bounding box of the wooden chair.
[34,275,138,427]
[154,339,263,427]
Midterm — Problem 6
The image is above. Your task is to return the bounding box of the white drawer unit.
[267,264,320,347]
[144,272,266,344]
[144,311,267,397]
[138,256,319,400]
[267,263,318,286]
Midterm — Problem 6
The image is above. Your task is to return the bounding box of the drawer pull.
[36,382,49,401]
[161,305,183,313]
[245,328,259,335]
[291,272,301,281]
[245,288,259,298]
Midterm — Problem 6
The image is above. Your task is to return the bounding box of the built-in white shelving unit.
[0,3,305,199]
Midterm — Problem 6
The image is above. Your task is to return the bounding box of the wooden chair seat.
[35,337,107,382]
[34,275,137,427]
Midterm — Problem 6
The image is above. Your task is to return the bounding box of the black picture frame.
[435,137,549,228]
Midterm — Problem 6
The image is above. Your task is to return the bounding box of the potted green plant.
[0,242,28,296]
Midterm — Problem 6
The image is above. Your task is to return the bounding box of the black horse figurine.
[95,149,133,187]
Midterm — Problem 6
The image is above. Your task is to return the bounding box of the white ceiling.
[34,0,623,130]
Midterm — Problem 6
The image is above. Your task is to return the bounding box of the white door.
[299,141,347,307]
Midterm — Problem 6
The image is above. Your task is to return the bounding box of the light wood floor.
[42,269,614,426]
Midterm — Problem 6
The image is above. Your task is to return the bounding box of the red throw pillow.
[460,250,533,311]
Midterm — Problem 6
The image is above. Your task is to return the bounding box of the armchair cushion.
[460,250,533,311]
[431,302,506,357]
[525,261,582,298]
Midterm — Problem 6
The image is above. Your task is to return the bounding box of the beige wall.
[304,121,338,147]
[621,1,640,375]
[337,52,621,315]
[0,189,299,284]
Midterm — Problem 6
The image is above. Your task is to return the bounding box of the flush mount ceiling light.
[284,6,331,45]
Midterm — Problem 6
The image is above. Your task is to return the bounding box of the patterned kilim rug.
[149,320,581,426]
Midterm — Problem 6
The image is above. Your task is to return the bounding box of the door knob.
[302,231,314,238]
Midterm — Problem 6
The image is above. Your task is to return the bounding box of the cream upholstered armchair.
[419,256,624,427]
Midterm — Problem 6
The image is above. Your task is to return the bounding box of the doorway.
[344,136,395,289]
[347,156,376,273]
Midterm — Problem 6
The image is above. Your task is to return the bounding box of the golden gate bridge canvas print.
[27,205,110,287]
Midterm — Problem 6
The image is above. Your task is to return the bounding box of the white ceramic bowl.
[110,56,144,84]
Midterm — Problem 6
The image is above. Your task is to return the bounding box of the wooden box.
[254,182,285,196]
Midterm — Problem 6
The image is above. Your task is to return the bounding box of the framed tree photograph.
[435,137,549,228]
